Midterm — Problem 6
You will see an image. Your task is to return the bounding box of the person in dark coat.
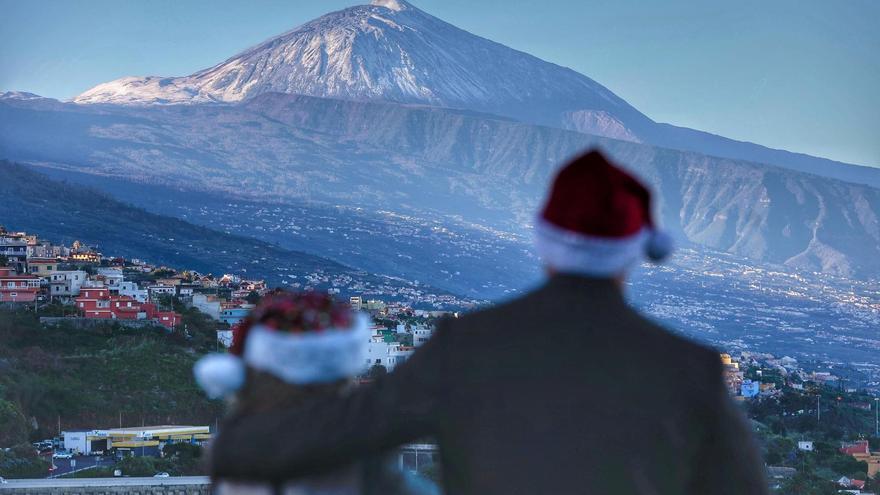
[194,292,438,495]
[210,150,768,494]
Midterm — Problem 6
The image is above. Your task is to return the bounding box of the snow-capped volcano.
[69,0,880,179]
[73,0,652,141]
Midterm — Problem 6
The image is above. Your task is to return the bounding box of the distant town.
[0,225,449,481]
[0,224,457,370]
[1,225,879,492]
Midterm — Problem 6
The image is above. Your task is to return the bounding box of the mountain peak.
[1,91,45,101]
[370,0,410,11]
[71,0,647,140]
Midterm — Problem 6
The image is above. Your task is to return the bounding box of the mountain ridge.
[2,93,879,280]
[64,1,880,188]
[0,160,470,305]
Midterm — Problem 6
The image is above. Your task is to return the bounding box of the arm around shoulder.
[210,318,455,482]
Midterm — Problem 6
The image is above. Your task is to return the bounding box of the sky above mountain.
[0,0,877,168]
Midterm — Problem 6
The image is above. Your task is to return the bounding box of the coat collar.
[544,273,627,304]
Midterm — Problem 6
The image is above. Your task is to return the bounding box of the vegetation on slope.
[745,367,880,493]
[0,160,397,290]
[0,304,224,447]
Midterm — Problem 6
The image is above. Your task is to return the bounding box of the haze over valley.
[1,0,878,367]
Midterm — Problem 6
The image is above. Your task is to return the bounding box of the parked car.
[52,451,74,459]
[153,472,170,478]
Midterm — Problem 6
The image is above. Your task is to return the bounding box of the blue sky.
[1,0,878,167]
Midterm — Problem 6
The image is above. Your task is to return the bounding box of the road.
[46,455,107,478]
[0,476,209,488]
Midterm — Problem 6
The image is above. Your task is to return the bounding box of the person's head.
[535,150,673,284]
[194,291,370,402]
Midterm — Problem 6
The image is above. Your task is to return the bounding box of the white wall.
[192,294,221,320]
[63,431,89,454]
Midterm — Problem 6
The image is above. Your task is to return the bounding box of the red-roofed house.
[155,311,181,329]
[110,295,147,320]
[841,440,870,456]
[75,287,181,328]
[75,287,114,319]
[0,267,40,303]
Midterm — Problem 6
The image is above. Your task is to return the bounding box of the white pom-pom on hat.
[193,353,246,399]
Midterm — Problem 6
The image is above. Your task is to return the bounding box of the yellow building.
[71,252,101,264]
[63,425,211,456]
[853,452,880,479]
[27,258,58,277]
[840,440,880,479]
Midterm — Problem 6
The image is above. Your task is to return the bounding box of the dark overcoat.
[211,275,768,494]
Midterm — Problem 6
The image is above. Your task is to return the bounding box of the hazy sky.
[1,0,878,167]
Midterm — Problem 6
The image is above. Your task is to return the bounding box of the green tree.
[117,456,159,477]
[0,443,51,478]
[827,455,868,478]
[763,435,795,465]
[162,443,203,475]
[0,399,29,447]
[780,471,838,495]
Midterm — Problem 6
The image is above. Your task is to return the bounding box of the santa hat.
[193,292,370,399]
[534,149,673,276]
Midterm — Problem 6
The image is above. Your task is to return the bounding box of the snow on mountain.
[73,0,652,141]
[5,92,880,279]
[68,0,880,185]
[73,76,221,105]
[1,91,48,101]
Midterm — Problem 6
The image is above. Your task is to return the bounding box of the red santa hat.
[534,149,673,276]
[193,292,370,399]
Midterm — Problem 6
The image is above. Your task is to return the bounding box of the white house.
[797,441,814,452]
[192,294,222,320]
[48,270,87,298]
[115,281,148,303]
[96,267,124,288]
[176,286,195,298]
[366,336,414,371]
[411,324,434,347]
[148,285,176,299]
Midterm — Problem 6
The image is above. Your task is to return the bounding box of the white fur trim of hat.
[193,314,371,399]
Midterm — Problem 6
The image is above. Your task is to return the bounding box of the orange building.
[840,440,880,479]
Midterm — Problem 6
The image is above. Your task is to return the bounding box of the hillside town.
[0,226,454,369]
[720,352,880,492]
[0,226,451,478]
[3,225,880,492]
